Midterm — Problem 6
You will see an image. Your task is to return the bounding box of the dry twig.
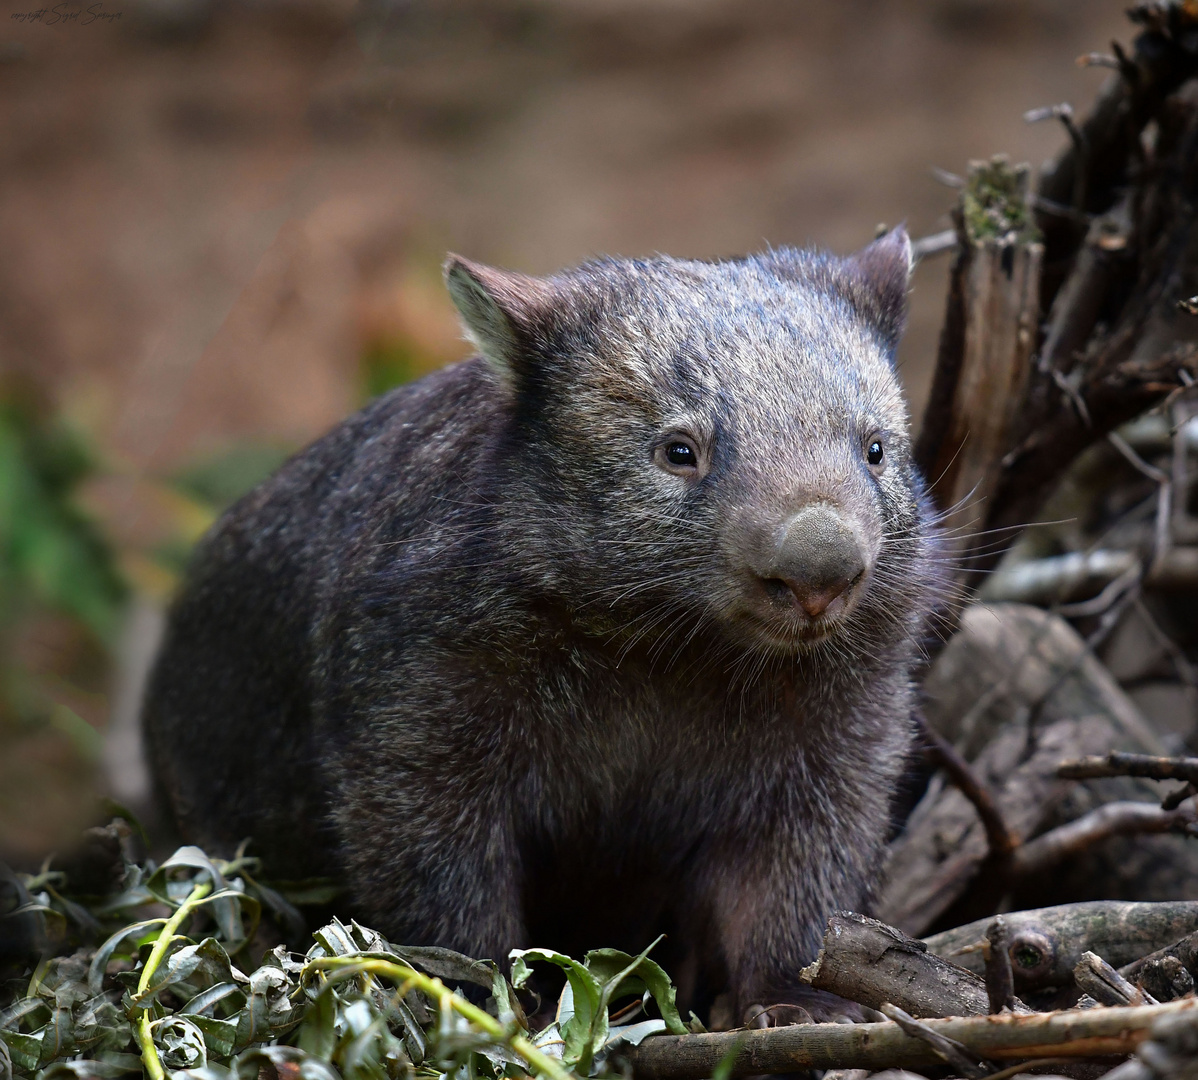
[1073,950,1158,1006]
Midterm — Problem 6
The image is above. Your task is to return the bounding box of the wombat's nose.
[762,505,867,619]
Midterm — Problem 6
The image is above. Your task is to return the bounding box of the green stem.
[310,956,574,1080]
[135,880,213,1080]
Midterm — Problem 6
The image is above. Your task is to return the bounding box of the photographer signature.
[10,3,123,24]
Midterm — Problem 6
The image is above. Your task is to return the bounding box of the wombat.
[142,227,942,1022]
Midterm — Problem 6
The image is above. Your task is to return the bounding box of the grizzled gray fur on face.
[142,228,943,1021]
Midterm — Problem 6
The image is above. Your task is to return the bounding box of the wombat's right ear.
[839,226,913,351]
[444,256,554,384]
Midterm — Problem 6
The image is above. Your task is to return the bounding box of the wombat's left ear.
[841,225,913,351]
[444,255,555,387]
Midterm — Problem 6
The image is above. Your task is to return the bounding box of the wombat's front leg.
[332,776,528,965]
[698,806,883,1024]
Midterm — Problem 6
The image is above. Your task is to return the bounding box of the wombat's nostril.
[761,577,793,603]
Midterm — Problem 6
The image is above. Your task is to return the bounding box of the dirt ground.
[0,0,1133,860]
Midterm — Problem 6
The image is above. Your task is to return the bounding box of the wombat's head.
[444,230,938,660]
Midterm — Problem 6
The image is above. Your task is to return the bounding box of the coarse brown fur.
[142,229,944,1021]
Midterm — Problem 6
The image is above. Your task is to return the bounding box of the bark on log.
[1132,956,1195,1003]
[922,901,1198,991]
[628,999,1198,1080]
[915,158,1043,571]
[877,1003,993,1079]
[797,911,1025,1019]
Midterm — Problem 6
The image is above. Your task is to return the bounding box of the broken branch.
[798,911,1023,1019]
[628,999,1198,1079]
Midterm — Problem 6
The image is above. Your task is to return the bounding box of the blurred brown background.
[0,0,1131,863]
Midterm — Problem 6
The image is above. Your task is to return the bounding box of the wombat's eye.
[866,438,884,467]
[655,435,703,476]
[667,443,696,466]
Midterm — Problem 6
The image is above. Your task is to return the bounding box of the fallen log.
[886,602,1198,931]
[922,901,1198,991]
[1130,955,1194,1004]
[798,911,1026,1018]
[628,998,1198,1079]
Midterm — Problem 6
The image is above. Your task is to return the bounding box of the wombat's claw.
[743,1003,815,1028]
[744,991,870,1027]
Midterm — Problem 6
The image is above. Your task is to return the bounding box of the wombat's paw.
[743,988,872,1027]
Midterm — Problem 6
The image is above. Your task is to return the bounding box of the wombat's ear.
[444,255,554,384]
[839,226,913,351]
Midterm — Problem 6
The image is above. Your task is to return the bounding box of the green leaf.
[72,996,128,1054]
[509,948,603,1071]
[130,939,237,1008]
[0,1029,39,1073]
[296,986,337,1063]
[335,999,402,1080]
[311,919,358,958]
[88,918,170,994]
[388,946,494,991]
[152,1015,208,1071]
[36,1056,142,1079]
[0,998,46,1031]
[147,852,259,947]
[488,964,526,1032]
[601,1017,666,1051]
[584,940,687,1036]
[36,1006,75,1066]
[386,995,427,1066]
[187,1014,239,1060]
[179,983,243,1019]
[146,848,225,899]
[233,967,301,1052]
[167,1066,234,1080]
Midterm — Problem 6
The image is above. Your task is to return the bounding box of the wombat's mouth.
[730,570,869,651]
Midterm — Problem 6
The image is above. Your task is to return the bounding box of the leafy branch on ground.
[0,828,690,1080]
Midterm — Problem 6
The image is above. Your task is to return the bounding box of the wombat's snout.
[752,504,869,622]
